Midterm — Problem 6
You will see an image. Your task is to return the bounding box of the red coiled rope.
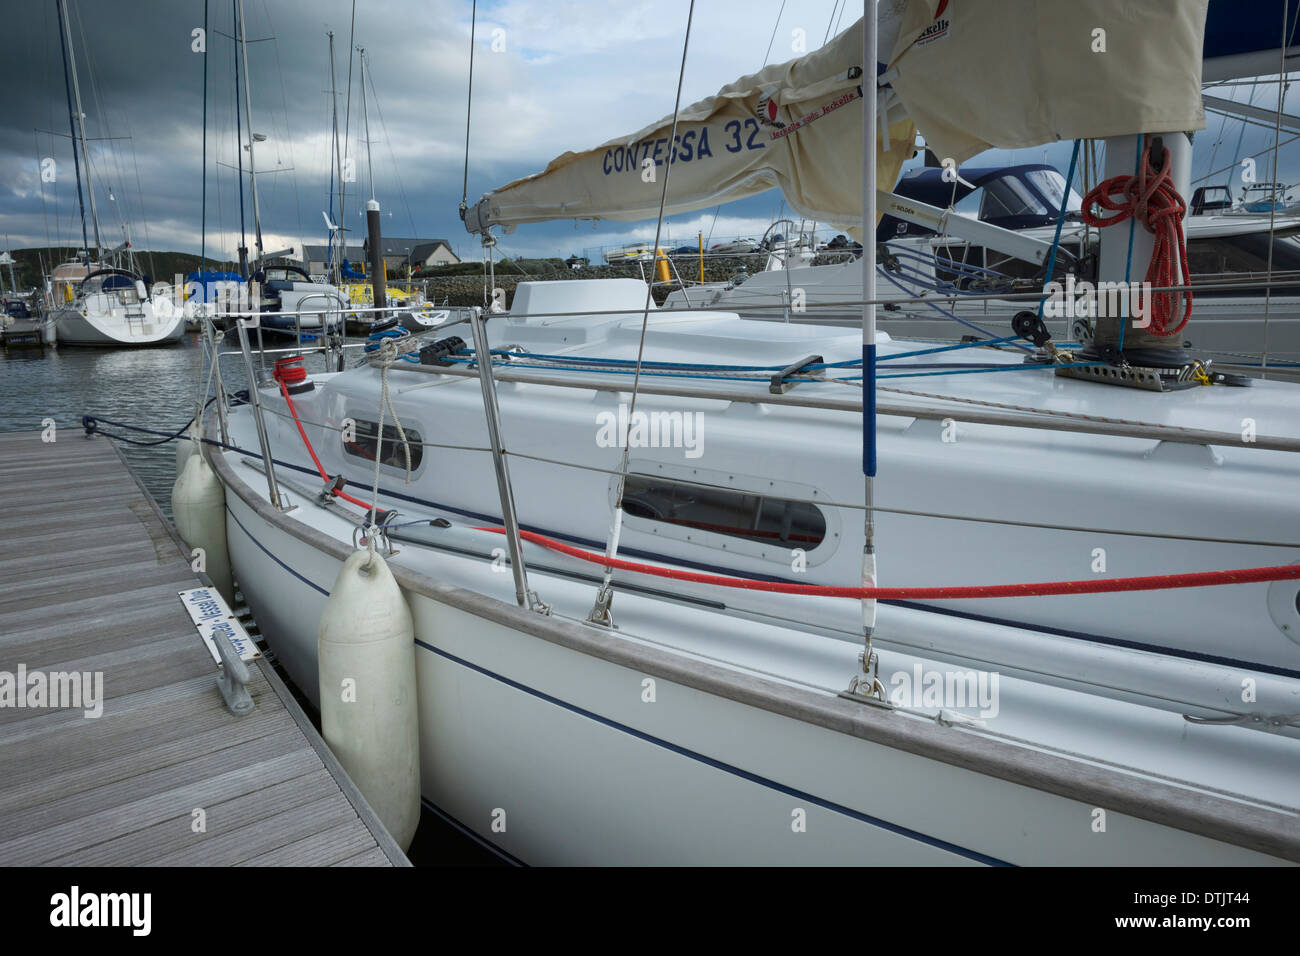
[478,527,1300,600]
[1079,143,1193,337]
[273,355,308,385]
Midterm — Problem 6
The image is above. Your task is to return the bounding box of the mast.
[236,0,264,267]
[328,31,343,283]
[848,0,881,701]
[359,48,386,310]
[56,0,101,261]
[200,0,209,282]
[360,48,375,204]
[233,0,247,277]
[339,0,357,279]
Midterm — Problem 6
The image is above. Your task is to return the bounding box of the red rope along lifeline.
[479,527,1300,600]
[275,373,1300,599]
[278,379,376,511]
[1079,144,1193,337]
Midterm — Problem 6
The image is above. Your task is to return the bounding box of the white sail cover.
[463,14,916,237]
[890,0,1209,165]
[464,0,1209,235]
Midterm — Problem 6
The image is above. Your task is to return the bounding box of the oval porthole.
[1266,563,1300,646]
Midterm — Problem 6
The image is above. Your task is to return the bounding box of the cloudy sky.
[3,0,1298,267]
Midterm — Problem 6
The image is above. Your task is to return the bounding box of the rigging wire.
[460,0,476,220]
[762,0,787,67]
[590,0,697,622]
[364,63,419,238]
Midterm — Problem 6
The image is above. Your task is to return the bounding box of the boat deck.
[0,430,409,866]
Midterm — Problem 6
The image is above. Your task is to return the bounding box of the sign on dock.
[177,586,260,663]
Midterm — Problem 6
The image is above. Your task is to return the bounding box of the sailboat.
[196,1,1300,864]
[222,0,347,341]
[45,0,183,347]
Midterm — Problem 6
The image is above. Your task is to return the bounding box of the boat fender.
[318,549,420,851]
[171,453,235,606]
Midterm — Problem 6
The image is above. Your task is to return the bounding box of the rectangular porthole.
[620,474,826,548]
[342,419,423,471]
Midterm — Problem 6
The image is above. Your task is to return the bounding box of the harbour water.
[0,335,495,865]
[0,335,219,515]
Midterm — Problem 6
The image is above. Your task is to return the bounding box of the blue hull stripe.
[228,503,1010,865]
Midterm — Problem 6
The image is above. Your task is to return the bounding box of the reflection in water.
[0,333,252,517]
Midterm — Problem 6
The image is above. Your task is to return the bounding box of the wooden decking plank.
[332,847,392,867]
[0,729,311,853]
[0,749,323,865]
[47,768,341,867]
[0,431,399,866]
[240,820,376,867]
[146,792,359,867]
[0,705,292,816]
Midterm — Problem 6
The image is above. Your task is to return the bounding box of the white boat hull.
[52,304,185,346]
[218,470,1295,866]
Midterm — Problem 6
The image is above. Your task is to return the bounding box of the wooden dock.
[1,320,45,349]
[0,429,409,866]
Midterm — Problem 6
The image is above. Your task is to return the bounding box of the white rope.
[362,338,414,562]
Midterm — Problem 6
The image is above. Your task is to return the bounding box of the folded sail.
[463,17,916,237]
[465,0,1217,235]
[888,0,1210,166]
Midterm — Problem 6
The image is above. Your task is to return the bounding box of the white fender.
[318,549,420,851]
[176,420,202,476]
[172,453,235,606]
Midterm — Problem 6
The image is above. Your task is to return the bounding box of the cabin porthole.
[1267,564,1300,646]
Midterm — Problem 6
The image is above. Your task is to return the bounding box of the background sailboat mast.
[328,31,342,283]
[200,0,209,280]
[359,48,386,310]
[339,0,356,275]
[236,0,264,267]
[57,0,102,259]
[360,48,375,203]
[54,0,89,262]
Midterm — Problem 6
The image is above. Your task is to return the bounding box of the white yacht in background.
[46,260,184,346]
[42,0,182,347]
[664,164,1300,369]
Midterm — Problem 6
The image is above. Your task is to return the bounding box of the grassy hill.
[4,247,239,291]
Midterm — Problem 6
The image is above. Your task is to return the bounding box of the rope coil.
[1080,143,1193,337]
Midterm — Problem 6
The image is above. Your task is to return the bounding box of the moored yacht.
[46,260,184,347]
[185,2,1300,865]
